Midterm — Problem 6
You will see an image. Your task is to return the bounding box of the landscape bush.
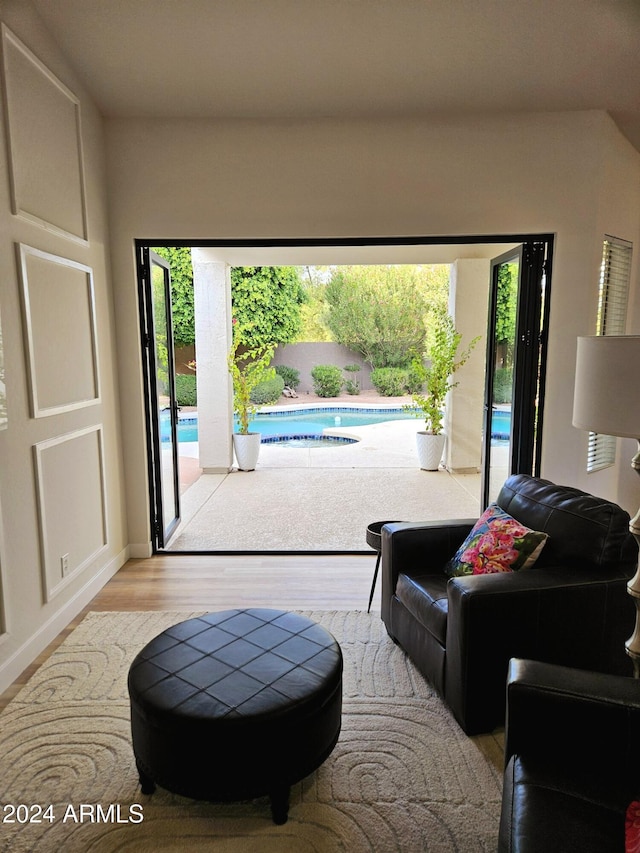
[311,364,343,397]
[343,363,361,395]
[370,367,408,397]
[404,363,425,395]
[493,367,513,404]
[274,364,300,389]
[175,373,197,406]
[250,375,285,405]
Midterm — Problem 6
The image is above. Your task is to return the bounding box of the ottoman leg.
[269,785,290,825]
[136,759,156,795]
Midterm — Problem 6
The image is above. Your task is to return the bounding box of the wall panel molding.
[0,492,8,640]
[33,425,108,602]
[1,25,88,243]
[18,244,100,417]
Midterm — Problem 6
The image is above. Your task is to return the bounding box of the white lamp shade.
[572,336,640,439]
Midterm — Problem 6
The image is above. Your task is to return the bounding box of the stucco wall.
[272,343,373,394]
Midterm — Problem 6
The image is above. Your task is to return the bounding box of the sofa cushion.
[395,573,448,644]
[500,755,624,853]
[444,504,548,577]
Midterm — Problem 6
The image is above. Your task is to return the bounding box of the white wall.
[0,1,128,691]
[106,110,640,549]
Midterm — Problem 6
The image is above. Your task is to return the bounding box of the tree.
[151,247,195,348]
[324,265,449,368]
[231,266,306,347]
[295,266,333,342]
[411,310,480,434]
[495,262,518,367]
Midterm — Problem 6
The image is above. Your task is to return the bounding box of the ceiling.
[32,0,640,153]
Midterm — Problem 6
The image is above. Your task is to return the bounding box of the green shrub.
[371,367,407,397]
[274,364,300,389]
[404,364,425,395]
[493,367,513,404]
[175,373,197,406]
[250,375,285,405]
[343,363,361,395]
[311,364,343,397]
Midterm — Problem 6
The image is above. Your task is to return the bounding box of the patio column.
[444,259,490,473]
[192,249,233,472]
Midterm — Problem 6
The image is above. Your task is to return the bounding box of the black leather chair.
[380,474,638,734]
[499,658,640,853]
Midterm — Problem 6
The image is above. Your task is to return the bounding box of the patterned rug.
[0,611,501,852]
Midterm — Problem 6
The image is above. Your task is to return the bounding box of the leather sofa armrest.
[504,658,640,781]
[448,563,631,598]
[381,519,476,582]
[380,519,475,630]
[443,567,634,733]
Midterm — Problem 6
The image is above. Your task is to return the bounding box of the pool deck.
[168,391,490,551]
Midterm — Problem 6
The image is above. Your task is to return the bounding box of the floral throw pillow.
[627,801,640,853]
[444,504,548,577]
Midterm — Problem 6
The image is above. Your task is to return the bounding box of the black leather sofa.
[380,474,638,734]
[499,658,640,853]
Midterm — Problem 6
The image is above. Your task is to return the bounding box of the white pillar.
[444,259,490,473]
[192,250,233,472]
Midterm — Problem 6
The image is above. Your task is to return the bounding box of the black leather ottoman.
[127,608,343,824]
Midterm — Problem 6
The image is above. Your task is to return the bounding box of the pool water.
[243,407,418,437]
[161,406,511,443]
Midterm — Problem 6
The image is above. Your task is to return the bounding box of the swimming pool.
[161,406,511,443]
[164,407,416,443]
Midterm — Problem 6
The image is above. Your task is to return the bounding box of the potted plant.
[228,327,276,471]
[410,311,480,470]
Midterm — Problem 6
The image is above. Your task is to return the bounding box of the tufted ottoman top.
[128,608,343,724]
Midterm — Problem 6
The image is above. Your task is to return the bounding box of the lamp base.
[624,441,640,677]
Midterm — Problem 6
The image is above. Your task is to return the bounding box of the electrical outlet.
[61,553,70,577]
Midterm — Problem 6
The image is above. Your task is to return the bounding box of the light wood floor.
[0,553,505,769]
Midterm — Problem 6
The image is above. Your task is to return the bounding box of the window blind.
[587,236,632,472]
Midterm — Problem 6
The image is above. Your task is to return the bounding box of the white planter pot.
[416,431,446,471]
[233,432,261,471]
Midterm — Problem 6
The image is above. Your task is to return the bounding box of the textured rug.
[0,611,501,852]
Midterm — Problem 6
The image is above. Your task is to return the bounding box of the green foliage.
[231,266,306,348]
[495,262,517,361]
[295,266,333,342]
[370,367,408,397]
[150,262,169,391]
[493,367,513,404]
[410,311,480,435]
[274,365,300,389]
[324,265,449,368]
[404,363,425,395]
[228,325,276,434]
[151,247,195,348]
[311,364,343,397]
[343,363,361,395]
[250,375,285,405]
[175,373,197,406]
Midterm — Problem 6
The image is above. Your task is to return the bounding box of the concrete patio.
[168,416,486,551]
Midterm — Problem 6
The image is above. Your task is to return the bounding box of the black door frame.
[136,232,554,554]
[480,241,552,507]
[137,246,181,548]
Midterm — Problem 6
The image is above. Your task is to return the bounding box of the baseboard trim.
[0,546,128,695]
[128,542,153,559]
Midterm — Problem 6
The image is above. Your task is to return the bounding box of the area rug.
[0,611,501,852]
